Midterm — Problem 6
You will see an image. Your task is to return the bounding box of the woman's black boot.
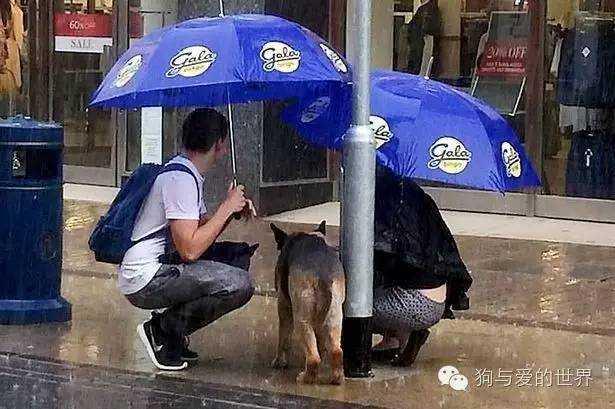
[391,329,430,367]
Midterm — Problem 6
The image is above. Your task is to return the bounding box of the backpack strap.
[159,162,201,204]
[132,162,201,245]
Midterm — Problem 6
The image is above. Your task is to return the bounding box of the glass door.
[54,0,118,186]
[116,0,178,185]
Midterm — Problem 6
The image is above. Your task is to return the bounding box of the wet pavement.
[0,200,613,408]
[62,201,615,335]
[0,354,383,409]
[1,275,613,408]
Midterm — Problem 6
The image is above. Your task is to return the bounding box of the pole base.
[342,316,373,378]
[0,297,72,325]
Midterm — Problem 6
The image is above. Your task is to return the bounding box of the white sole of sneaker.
[137,321,188,371]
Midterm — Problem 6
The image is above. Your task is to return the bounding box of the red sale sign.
[477,40,528,77]
[54,13,143,53]
[54,13,143,39]
[54,13,112,37]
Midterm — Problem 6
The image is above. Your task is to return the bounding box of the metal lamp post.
[341,0,375,378]
[217,0,375,377]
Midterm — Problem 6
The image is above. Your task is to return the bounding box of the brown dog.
[270,221,346,385]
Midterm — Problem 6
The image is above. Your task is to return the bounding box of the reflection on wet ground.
[63,201,615,335]
[0,276,613,409]
[0,354,383,409]
[1,199,606,408]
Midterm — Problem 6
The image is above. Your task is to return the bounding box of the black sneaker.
[137,319,188,371]
[149,312,197,363]
[181,336,199,362]
[149,312,166,344]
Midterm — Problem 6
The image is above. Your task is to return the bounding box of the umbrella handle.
[225,85,242,220]
[218,0,225,17]
[226,90,240,223]
[227,101,238,187]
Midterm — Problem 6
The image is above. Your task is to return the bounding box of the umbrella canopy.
[283,69,541,193]
[89,14,351,109]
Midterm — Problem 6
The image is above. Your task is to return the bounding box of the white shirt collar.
[169,154,204,183]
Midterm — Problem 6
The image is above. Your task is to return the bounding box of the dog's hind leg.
[323,279,345,385]
[323,309,344,384]
[291,279,321,384]
[272,293,293,369]
[296,321,320,384]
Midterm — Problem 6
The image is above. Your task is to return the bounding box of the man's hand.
[237,198,257,220]
[219,183,247,219]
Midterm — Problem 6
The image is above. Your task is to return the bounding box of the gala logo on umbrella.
[320,43,348,73]
[114,54,143,88]
[428,137,472,174]
[369,116,393,149]
[502,142,522,178]
[260,41,301,73]
[166,46,217,78]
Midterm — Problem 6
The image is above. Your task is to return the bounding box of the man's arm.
[199,213,212,226]
[170,185,247,262]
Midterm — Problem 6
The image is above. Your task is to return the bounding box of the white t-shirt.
[118,155,206,295]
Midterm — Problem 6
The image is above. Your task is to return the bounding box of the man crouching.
[120,108,256,371]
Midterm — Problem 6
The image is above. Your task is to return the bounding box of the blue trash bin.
[0,116,71,324]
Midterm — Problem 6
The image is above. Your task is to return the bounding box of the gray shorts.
[373,286,445,334]
[126,260,254,338]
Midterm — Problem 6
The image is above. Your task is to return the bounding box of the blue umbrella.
[89,13,350,186]
[89,14,351,108]
[283,69,541,193]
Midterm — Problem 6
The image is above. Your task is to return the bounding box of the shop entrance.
[379,0,615,222]
[54,0,177,187]
[115,0,178,186]
[53,0,118,186]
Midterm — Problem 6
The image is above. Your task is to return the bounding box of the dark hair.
[182,108,229,153]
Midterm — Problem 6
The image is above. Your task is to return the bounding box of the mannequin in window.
[0,0,24,95]
[406,0,440,76]
[473,0,498,80]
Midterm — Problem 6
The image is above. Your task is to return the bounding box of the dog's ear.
[248,243,260,255]
[315,220,326,235]
[270,223,288,249]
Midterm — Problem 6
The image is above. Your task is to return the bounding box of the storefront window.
[543,0,615,201]
[52,0,115,184]
[389,1,531,196]
[392,1,530,110]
